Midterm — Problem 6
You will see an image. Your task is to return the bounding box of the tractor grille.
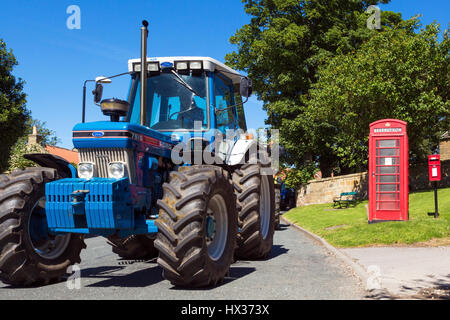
[78,148,136,184]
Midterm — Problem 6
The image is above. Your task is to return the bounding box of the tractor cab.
[112,56,249,136]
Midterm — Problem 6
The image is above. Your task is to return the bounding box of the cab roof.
[127,56,243,84]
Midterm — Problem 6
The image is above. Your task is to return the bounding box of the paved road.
[0,223,366,300]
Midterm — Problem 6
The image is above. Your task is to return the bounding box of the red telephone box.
[428,155,441,182]
[369,119,409,223]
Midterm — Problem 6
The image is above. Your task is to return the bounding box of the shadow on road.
[83,264,165,288]
[79,261,258,290]
[267,244,289,260]
[275,223,291,231]
[170,266,257,291]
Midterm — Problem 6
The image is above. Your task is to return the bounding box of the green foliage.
[0,39,30,172]
[226,0,402,181]
[7,136,48,172]
[6,118,59,172]
[284,162,317,189]
[304,18,449,170]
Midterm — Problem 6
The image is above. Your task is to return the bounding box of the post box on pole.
[428,155,440,219]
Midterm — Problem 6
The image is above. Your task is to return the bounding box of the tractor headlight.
[147,62,160,72]
[189,61,203,70]
[108,162,126,179]
[175,61,189,71]
[78,162,95,180]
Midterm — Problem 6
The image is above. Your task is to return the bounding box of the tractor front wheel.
[155,165,237,287]
[0,167,85,286]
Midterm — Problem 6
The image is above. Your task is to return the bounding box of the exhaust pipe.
[140,20,149,126]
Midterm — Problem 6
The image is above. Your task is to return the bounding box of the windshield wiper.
[169,70,201,97]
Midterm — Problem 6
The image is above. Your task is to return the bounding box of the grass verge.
[284,187,450,248]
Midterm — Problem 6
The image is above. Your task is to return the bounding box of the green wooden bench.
[333,192,357,209]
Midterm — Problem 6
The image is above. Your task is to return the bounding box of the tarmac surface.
[0,222,366,300]
[342,246,450,299]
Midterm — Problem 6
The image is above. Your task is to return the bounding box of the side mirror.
[240,77,253,98]
[95,76,112,84]
[92,83,103,104]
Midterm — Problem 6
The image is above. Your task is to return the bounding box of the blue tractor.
[0,21,275,287]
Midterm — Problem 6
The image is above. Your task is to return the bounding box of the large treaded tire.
[232,161,275,260]
[107,234,158,260]
[155,165,237,287]
[0,167,85,286]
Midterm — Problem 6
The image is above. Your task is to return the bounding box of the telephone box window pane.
[378,193,396,201]
[377,157,398,165]
[377,202,400,210]
[379,184,397,192]
[377,166,398,174]
[380,175,397,183]
[380,148,398,157]
[379,140,396,148]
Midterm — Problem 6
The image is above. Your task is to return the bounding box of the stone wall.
[440,139,450,161]
[296,160,450,207]
[296,172,368,207]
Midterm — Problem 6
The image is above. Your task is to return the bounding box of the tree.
[303,18,449,172]
[226,0,402,184]
[0,39,30,172]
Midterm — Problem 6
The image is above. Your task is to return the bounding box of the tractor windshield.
[128,72,208,130]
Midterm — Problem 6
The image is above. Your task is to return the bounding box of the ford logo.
[92,131,104,137]
[161,62,173,68]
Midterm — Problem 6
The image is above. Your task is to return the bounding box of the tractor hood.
[72,121,175,157]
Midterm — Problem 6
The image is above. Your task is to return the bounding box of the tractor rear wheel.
[0,167,85,286]
[107,234,158,260]
[232,161,275,260]
[155,165,237,287]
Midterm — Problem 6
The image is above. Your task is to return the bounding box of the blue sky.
[0,0,448,149]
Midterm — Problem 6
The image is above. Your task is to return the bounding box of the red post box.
[428,155,441,182]
[368,119,409,223]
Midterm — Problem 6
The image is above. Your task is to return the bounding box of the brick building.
[440,131,450,161]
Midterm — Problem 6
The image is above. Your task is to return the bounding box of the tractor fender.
[23,153,77,178]
[226,139,258,166]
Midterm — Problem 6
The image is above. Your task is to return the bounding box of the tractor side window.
[214,75,235,133]
[233,83,247,132]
